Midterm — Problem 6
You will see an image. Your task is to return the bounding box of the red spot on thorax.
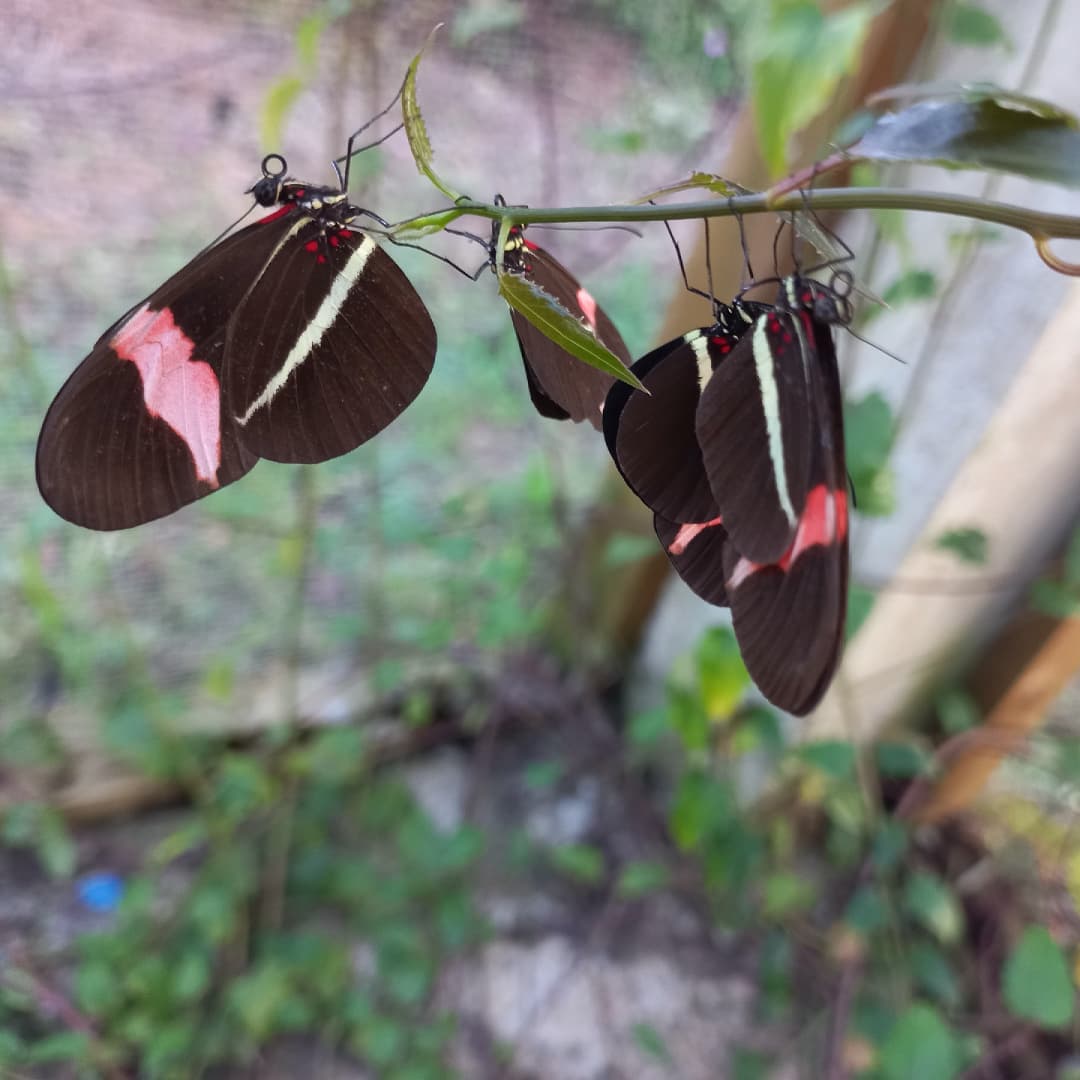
[668,516,723,556]
[576,286,599,331]
[329,235,340,247]
[317,254,326,263]
[111,304,221,486]
[305,240,319,252]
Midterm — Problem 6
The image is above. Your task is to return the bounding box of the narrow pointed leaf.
[389,207,467,242]
[402,26,461,201]
[497,271,644,390]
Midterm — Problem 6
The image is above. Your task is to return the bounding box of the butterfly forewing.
[722,299,850,716]
[508,241,632,429]
[695,306,815,564]
[35,216,294,529]
[225,220,436,463]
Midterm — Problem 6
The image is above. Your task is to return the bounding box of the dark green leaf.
[875,740,930,778]
[935,527,988,565]
[631,1021,672,1064]
[903,872,963,944]
[23,1032,91,1064]
[550,843,606,885]
[879,1003,962,1080]
[797,740,857,780]
[882,268,938,306]
[497,271,643,389]
[935,687,981,732]
[1003,926,1075,1028]
[850,95,1080,188]
[846,584,876,640]
[845,392,896,518]
[845,885,888,934]
[870,819,909,872]
[947,3,1008,48]
[909,941,962,1007]
[1066,527,1080,585]
[1030,579,1080,619]
[616,861,671,898]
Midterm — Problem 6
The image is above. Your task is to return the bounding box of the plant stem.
[407,188,1080,247]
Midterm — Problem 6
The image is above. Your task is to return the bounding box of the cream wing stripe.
[688,331,713,391]
[751,317,797,528]
[237,234,378,425]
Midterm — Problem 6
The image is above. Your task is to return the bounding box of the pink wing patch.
[668,516,724,556]
[575,287,599,331]
[112,304,223,486]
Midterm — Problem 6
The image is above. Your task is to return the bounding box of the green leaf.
[935,527,988,565]
[903,872,963,944]
[1030,579,1080,619]
[550,843,606,885]
[451,0,525,44]
[935,687,981,733]
[909,941,962,1007]
[1065,526,1080,585]
[844,392,896,519]
[261,76,304,151]
[1003,926,1075,1028]
[497,270,643,390]
[389,207,467,242]
[845,884,888,934]
[797,740,857,780]
[879,1003,962,1080]
[749,1,878,176]
[947,3,1008,48]
[849,94,1080,188]
[23,1032,92,1064]
[875,740,930,778]
[670,771,736,851]
[616,860,671,898]
[524,760,563,790]
[295,11,329,69]
[634,171,747,203]
[695,626,749,719]
[604,533,660,568]
[846,584,876,639]
[631,1021,672,1064]
[763,870,817,918]
[882,268,938,306]
[402,26,461,200]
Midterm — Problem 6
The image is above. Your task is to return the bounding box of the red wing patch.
[111,304,222,486]
[727,486,847,589]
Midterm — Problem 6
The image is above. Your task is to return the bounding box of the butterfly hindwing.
[506,238,632,429]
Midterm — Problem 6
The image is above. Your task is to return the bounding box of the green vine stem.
[399,189,1080,274]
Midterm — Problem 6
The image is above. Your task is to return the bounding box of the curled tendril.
[1034,234,1080,276]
